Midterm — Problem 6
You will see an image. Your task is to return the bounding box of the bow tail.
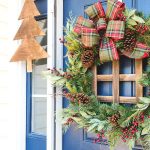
[120,42,150,59]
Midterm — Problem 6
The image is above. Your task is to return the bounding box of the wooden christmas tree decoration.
[10,0,48,72]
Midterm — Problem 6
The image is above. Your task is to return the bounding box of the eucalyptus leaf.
[142,126,150,135]
[139,97,150,104]
[87,123,98,132]
[128,9,136,19]
[132,15,145,23]
[80,111,92,119]
[127,19,137,26]
[97,124,104,131]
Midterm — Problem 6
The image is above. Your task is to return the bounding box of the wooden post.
[112,60,120,103]
[92,65,97,96]
[27,58,32,72]
[135,59,143,101]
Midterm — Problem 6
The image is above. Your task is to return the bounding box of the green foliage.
[45,13,150,150]
[124,9,145,29]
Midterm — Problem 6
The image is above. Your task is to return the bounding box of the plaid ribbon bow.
[73,0,125,62]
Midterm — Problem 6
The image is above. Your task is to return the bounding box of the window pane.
[32,97,47,135]
[32,19,47,95]
[32,19,47,135]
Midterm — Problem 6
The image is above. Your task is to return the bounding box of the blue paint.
[63,1,110,150]
[35,0,47,16]
[26,73,46,150]
[26,1,47,150]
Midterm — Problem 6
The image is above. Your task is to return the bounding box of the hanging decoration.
[10,0,48,72]
[45,0,150,149]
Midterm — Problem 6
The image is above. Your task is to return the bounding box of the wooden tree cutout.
[10,0,48,72]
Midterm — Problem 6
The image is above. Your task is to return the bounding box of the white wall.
[0,0,26,150]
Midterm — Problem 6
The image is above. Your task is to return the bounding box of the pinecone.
[136,24,149,35]
[123,29,137,51]
[76,93,90,104]
[81,50,94,68]
[109,114,120,126]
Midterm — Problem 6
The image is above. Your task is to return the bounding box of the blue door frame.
[26,1,47,150]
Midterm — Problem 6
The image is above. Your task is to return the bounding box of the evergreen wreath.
[45,0,150,149]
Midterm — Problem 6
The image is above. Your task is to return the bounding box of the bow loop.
[106,0,125,20]
[99,37,119,62]
[84,2,105,22]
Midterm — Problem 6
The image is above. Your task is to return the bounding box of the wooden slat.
[97,96,137,104]
[97,75,113,81]
[97,96,112,102]
[97,74,136,81]
[135,59,143,100]
[112,60,120,103]
[92,65,97,96]
[119,74,136,81]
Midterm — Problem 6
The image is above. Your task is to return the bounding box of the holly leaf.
[132,15,145,23]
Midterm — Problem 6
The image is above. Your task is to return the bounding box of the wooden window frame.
[93,60,143,104]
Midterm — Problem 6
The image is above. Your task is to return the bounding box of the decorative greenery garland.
[46,1,150,149]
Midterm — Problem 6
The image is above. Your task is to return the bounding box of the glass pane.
[32,97,47,135]
[32,19,47,135]
[32,19,47,95]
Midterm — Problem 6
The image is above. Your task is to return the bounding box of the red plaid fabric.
[120,42,150,59]
[105,20,125,40]
[85,2,105,22]
[99,37,119,62]
[97,18,107,31]
[73,16,95,35]
[106,0,125,20]
[81,27,100,48]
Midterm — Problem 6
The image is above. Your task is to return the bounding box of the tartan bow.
[74,0,125,62]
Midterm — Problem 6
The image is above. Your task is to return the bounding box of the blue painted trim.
[26,73,32,134]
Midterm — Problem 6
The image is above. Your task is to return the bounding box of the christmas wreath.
[45,0,150,149]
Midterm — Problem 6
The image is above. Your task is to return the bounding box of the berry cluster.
[63,92,90,104]
[94,130,105,143]
[49,68,72,80]
[136,24,149,35]
[63,92,76,102]
[109,113,120,126]
[139,112,145,123]
[117,13,126,21]
[121,120,139,142]
[64,118,74,125]
[121,113,145,142]
[59,37,65,44]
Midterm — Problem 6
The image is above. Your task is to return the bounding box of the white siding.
[0,1,9,149]
[0,0,26,150]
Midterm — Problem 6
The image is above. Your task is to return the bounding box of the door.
[63,0,150,150]
[26,0,47,150]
